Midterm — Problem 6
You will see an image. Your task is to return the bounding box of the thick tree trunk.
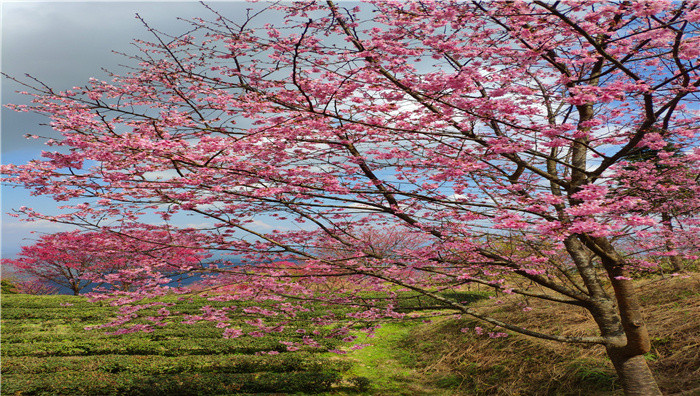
[590,307,662,395]
[603,261,661,395]
[608,352,661,396]
[570,236,662,395]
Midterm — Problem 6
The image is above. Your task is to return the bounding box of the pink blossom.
[2,4,697,393]
[223,328,244,339]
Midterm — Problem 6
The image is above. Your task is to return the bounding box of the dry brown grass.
[398,274,700,395]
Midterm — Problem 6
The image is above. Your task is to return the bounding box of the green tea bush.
[1,294,357,395]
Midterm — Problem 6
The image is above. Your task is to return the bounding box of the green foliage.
[3,278,696,395]
[567,359,619,390]
[2,292,487,395]
[1,371,343,395]
[1,278,19,294]
[348,376,372,392]
[0,294,358,395]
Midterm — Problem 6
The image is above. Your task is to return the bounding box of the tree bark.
[607,352,662,396]
[574,236,662,395]
[661,211,683,272]
[587,294,662,395]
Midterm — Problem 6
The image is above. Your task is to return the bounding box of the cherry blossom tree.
[305,226,432,291]
[0,273,59,295]
[3,229,209,295]
[614,144,698,271]
[3,231,101,295]
[2,1,699,394]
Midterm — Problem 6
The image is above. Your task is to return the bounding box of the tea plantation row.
[0,293,368,395]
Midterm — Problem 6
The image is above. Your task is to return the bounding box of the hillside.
[348,273,700,395]
[1,274,698,395]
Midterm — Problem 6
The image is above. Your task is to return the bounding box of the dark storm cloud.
[1,1,262,257]
[1,1,257,152]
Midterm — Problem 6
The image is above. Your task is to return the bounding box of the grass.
[347,273,699,395]
[2,274,698,395]
[341,322,452,395]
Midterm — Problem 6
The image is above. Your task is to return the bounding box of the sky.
[1,1,274,259]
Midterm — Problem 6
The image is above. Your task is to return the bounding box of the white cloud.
[2,219,75,232]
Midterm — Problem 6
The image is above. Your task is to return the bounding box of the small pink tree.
[4,231,109,295]
[3,229,209,295]
[0,273,58,295]
[2,1,699,393]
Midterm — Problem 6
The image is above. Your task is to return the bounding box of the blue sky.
[1,1,265,259]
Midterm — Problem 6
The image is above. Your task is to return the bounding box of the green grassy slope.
[2,275,697,395]
[0,294,355,395]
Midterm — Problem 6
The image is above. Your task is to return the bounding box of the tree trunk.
[661,212,683,272]
[604,269,662,395]
[608,352,661,395]
[668,254,684,272]
[579,237,662,395]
